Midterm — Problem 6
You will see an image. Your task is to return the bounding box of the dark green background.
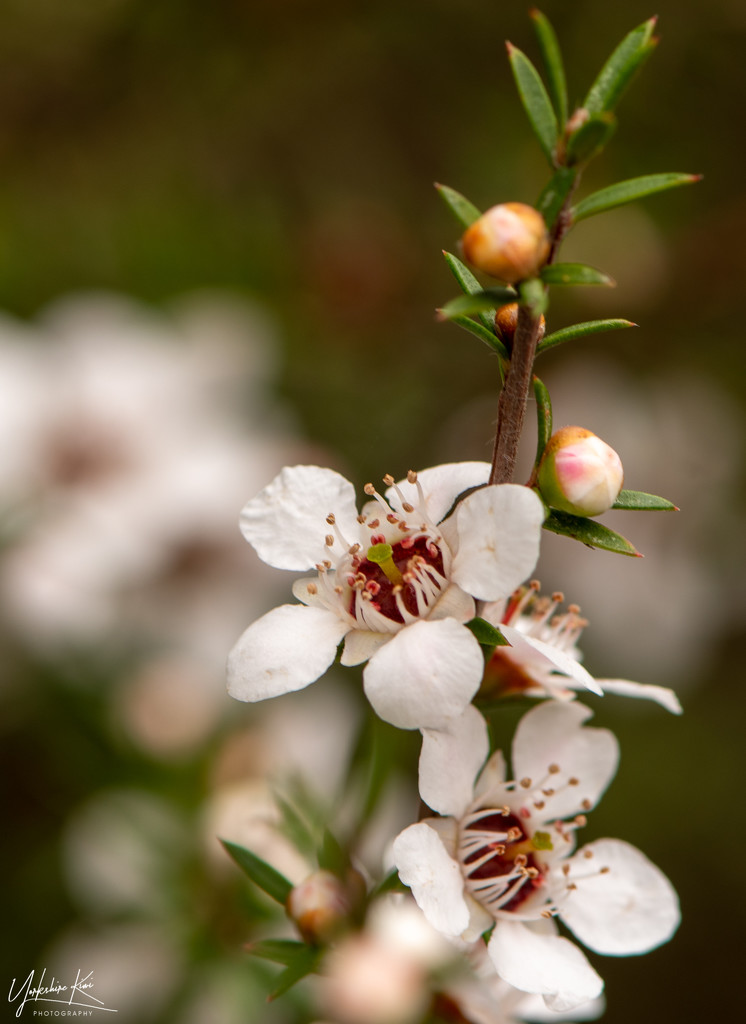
[1,1,743,1021]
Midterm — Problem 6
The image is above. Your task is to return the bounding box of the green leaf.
[530,9,568,126]
[583,18,658,114]
[518,277,548,316]
[443,251,509,333]
[565,111,617,165]
[536,166,577,230]
[220,839,293,905]
[533,376,552,465]
[247,939,309,967]
[438,288,517,320]
[543,510,640,557]
[448,312,509,359]
[538,318,636,354]
[612,489,679,511]
[275,792,317,862]
[572,172,701,223]
[465,617,510,647]
[435,182,481,229]
[541,263,614,287]
[268,948,323,1001]
[506,42,559,165]
[369,869,408,901]
[318,827,348,876]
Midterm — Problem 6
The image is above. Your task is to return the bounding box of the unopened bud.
[495,302,546,352]
[287,869,356,944]
[462,203,550,283]
[537,426,624,517]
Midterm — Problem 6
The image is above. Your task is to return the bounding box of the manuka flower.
[479,583,682,714]
[227,463,544,730]
[393,702,680,1011]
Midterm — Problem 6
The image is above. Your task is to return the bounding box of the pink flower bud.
[287,869,358,944]
[537,426,624,517]
[461,203,550,283]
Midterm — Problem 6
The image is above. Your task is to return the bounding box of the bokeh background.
[1,0,744,1021]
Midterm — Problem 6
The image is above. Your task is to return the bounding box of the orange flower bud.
[287,869,357,944]
[537,426,624,517]
[495,302,546,351]
[462,203,550,283]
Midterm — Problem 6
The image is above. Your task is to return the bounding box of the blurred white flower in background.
[0,291,309,663]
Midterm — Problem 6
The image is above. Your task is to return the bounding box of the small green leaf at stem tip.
[465,616,510,647]
[543,510,641,557]
[449,312,509,360]
[518,277,548,316]
[506,41,559,165]
[533,375,552,467]
[572,172,702,223]
[541,263,614,287]
[220,839,293,905]
[268,949,323,1001]
[537,166,577,229]
[537,318,635,355]
[443,251,505,333]
[583,17,658,114]
[529,9,568,126]
[565,112,617,166]
[246,939,310,967]
[612,489,679,511]
[435,183,481,229]
[438,289,517,320]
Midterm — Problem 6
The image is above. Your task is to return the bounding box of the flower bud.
[495,302,546,353]
[461,203,550,283]
[287,869,359,944]
[537,426,624,517]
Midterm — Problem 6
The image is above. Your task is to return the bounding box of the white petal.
[386,461,491,524]
[561,838,680,955]
[499,625,603,696]
[488,920,603,1013]
[227,604,349,701]
[363,618,484,730]
[239,465,359,570]
[392,822,470,937]
[341,628,390,666]
[473,749,508,802]
[595,678,682,715]
[419,705,489,818]
[511,702,618,820]
[429,583,476,623]
[452,485,544,601]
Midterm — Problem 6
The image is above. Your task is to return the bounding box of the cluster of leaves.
[437,12,698,557]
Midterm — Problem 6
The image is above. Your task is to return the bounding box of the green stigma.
[366,542,404,585]
[531,831,554,852]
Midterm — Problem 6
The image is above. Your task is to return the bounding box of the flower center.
[458,809,545,915]
[348,535,446,625]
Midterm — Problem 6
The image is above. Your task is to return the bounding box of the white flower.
[480,583,682,714]
[227,462,545,730]
[393,702,680,1011]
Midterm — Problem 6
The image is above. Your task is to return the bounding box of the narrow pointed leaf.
[449,313,509,359]
[507,42,559,164]
[572,173,702,223]
[220,839,293,905]
[530,9,568,126]
[275,792,317,861]
[443,251,508,333]
[247,939,309,967]
[543,510,640,556]
[541,263,614,287]
[268,949,323,1001]
[533,375,552,464]
[435,183,481,229]
[584,18,658,114]
[565,111,616,166]
[318,826,348,875]
[538,318,635,354]
[612,489,678,511]
[465,616,510,647]
[438,288,517,320]
[369,869,408,901]
[536,166,577,229]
